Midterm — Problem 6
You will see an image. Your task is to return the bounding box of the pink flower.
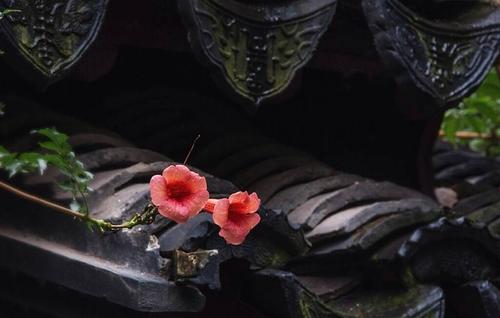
[204,191,261,245]
[150,165,209,224]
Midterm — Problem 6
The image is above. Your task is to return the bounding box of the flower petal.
[189,174,208,193]
[163,165,207,193]
[150,175,168,207]
[157,189,209,223]
[151,165,209,224]
[219,213,261,245]
[157,201,192,224]
[162,164,192,183]
[228,191,261,214]
[186,189,210,219]
[212,198,230,228]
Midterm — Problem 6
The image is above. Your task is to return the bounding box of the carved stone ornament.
[363,0,500,106]
[0,0,109,85]
[178,0,337,106]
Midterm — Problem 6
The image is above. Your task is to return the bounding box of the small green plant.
[0,128,93,213]
[0,126,158,231]
[441,69,500,157]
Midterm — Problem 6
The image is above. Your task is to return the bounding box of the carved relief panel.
[0,0,109,85]
[178,0,337,107]
[363,0,500,107]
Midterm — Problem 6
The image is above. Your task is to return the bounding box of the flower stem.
[0,179,82,218]
[0,179,158,232]
[183,134,201,165]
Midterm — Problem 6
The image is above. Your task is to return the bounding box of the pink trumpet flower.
[150,165,209,224]
[204,191,261,245]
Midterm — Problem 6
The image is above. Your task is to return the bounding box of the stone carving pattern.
[386,0,500,103]
[0,0,107,77]
[189,0,335,104]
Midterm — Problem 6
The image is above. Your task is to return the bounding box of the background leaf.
[0,128,93,214]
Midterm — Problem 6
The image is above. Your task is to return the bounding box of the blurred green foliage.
[0,128,93,214]
[442,70,500,157]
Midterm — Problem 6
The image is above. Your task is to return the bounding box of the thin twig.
[0,179,157,231]
[0,179,84,218]
[439,130,493,140]
[183,134,201,165]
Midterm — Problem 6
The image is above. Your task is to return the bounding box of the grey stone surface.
[0,224,204,312]
[447,281,500,318]
[266,173,364,214]
[306,199,439,243]
[297,274,362,301]
[469,171,500,187]
[213,143,306,177]
[454,190,500,217]
[433,149,482,172]
[288,181,428,230]
[93,183,151,220]
[248,162,335,203]
[159,214,213,252]
[328,284,445,318]
[466,201,500,228]
[232,155,314,188]
[244,269,342,318]
[311,206,439,254]
[435,159,500,183]
[78,147,169,170]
